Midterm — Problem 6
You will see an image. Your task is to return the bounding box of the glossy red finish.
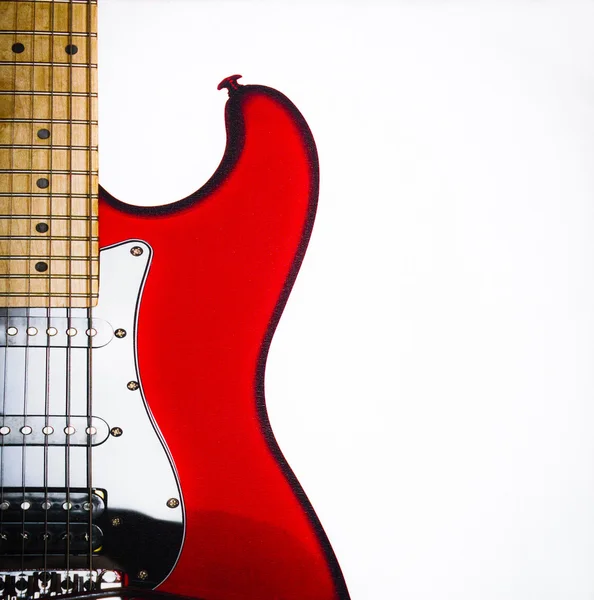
[99,85,348,600]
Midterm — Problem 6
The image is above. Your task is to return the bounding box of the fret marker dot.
[26,327,38,336]
[86,328,97,337]
[36,222,49,233]
[37,128,50,140]
[35,262,48,273]
[21,501,31,511]
[12,43,25,54]
[36,178,49,189]
[65,44,78,55]
[20,426,32,435]
[86,426,97,436]
[47,327,58,336]
[64,426,76,436]
[0,426,10,436]
[42,426,54,435]
[66,328,77,336]
[7,327,18,336]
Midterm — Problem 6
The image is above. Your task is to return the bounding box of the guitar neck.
[0,0,98,308]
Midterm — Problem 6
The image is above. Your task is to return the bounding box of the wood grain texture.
[0,0,98,307]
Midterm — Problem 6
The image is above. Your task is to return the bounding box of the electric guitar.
[0,2,350,599]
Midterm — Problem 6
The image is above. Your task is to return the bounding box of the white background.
[98,2,594,599]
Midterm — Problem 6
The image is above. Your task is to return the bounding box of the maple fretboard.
[0,0,98,308]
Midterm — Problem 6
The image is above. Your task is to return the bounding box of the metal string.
[43,0,59,581]
[84,0,95,585]
[65,0,75,581]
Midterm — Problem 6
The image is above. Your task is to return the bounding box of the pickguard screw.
[166,498,180,509]
[110,427,123,437]
[137,570,149,581]
[127,381,139,391]
[130,246,143,257]
[115,328,127,338]
[111,517,122,527]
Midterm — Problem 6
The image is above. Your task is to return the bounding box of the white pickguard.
[0,239,184,583]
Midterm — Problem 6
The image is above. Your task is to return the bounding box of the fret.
[0,144,97,150]
[0,118,98,124]
[0,31,97,37]
[0,170,98,175]
[0,91,98,98]
[0,236,99,241]
[0,293,99,298]
[0,273,94,278]
[0,62,97,69]
[1,194,99,199]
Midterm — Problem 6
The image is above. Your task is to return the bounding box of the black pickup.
[0,488,106,556]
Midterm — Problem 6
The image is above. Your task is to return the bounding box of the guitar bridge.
[0,569,123,599]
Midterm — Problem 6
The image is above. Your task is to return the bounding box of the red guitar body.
[99,82,349,600]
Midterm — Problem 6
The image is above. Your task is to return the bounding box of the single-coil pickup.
[0,316,113,348]
[0,489,106,522]
[0,415,109,446]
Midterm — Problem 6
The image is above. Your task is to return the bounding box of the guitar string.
[0,0,20,558]
[21,0,40,573]
[84,0,95,584]
[43,0,59,584]
[65,0,75,582]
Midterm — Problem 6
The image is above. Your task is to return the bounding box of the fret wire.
[0,293,99,298]
[0,236,99,241]
[0,193,98,198]
[0,256,99,261]
[0,273,95,278]
[0,215,98,220]
[0,62,97,68]
[0,144,97,149]
[0,91,97,97]
[0,170,98,174]
[31,1,98,3]
[0,119,98,124]
[0,31,97,37]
